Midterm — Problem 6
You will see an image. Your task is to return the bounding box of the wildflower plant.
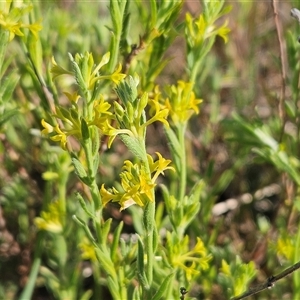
[0,0,267,299]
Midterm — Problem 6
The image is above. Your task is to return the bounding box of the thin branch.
[231,261,300,300]
[272,0,287,142]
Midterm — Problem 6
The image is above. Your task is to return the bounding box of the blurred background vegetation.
[1,0,300,299]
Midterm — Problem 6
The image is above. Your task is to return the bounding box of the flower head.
[100,153,174,210]
[166,233,212,281]
[158,81,202,124]
[34,201,63,233]
[0,2,42,41]
[79,238,97,262]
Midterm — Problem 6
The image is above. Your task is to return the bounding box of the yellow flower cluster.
[185,12,230,46]
[0,1,42,41]
[167,233,212,281]
[34,201,63,233]
[152,81,202,124]
[42,51,126,151]
[105,88,169,148]
[100,153,174,210]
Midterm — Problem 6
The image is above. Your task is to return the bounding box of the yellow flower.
[220,259,231,276]
[185,10,230,47]
[160,81,202,124]
[0,2,42,41]
[167,233,212,281]
[50,125,68,150]
[277,237,294,261]
[100,152,173,210]
[147,152,175,182]
[143,97,169,130]
[41,119,54,135]
[63,91,81,104]
[90,96,114,134]
[90,62,126,86]
[51,57,73,80]
[41,119,69,150]
[34,201,63,233]
[79,238,97,261]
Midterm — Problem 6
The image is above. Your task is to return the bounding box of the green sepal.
[114,75,139,105]
[152,272,175,300]
[81,117,90,140]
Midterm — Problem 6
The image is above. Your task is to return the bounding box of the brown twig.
[123,35,145,74]
[272,0,287,142]
[231,261,300,300]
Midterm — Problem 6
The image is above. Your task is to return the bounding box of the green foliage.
[2,0,300,299]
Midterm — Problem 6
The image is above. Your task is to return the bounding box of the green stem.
[139,141,156,295]
[144,200,155,289]
[189,59,201,84]
[19,232,43,300]
[82,139,103,244]
[108,0,127,73]
[177,123,187,202]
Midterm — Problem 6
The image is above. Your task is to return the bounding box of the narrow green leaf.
[188,180,205,205]
[0,73,19,103]
[137,235,148,288]
[0,29,10,73]
[132,286,141,300]
[94,247,116,278]
[111,221,123,261]
[102,218,112,241]
[91,127,100,157]
[107,276,121,299]
[164,127,181,172]
[75,192,94,219]
[27,31,44,84]
[71,157,91,185]
[72,215,95,243]
[0,109,19,127]
[152,272,175,300]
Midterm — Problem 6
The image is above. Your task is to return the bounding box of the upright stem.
[144,200,155,288]
[82,139,103,243]
[19,232,43,300]
[177,124,187,202]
